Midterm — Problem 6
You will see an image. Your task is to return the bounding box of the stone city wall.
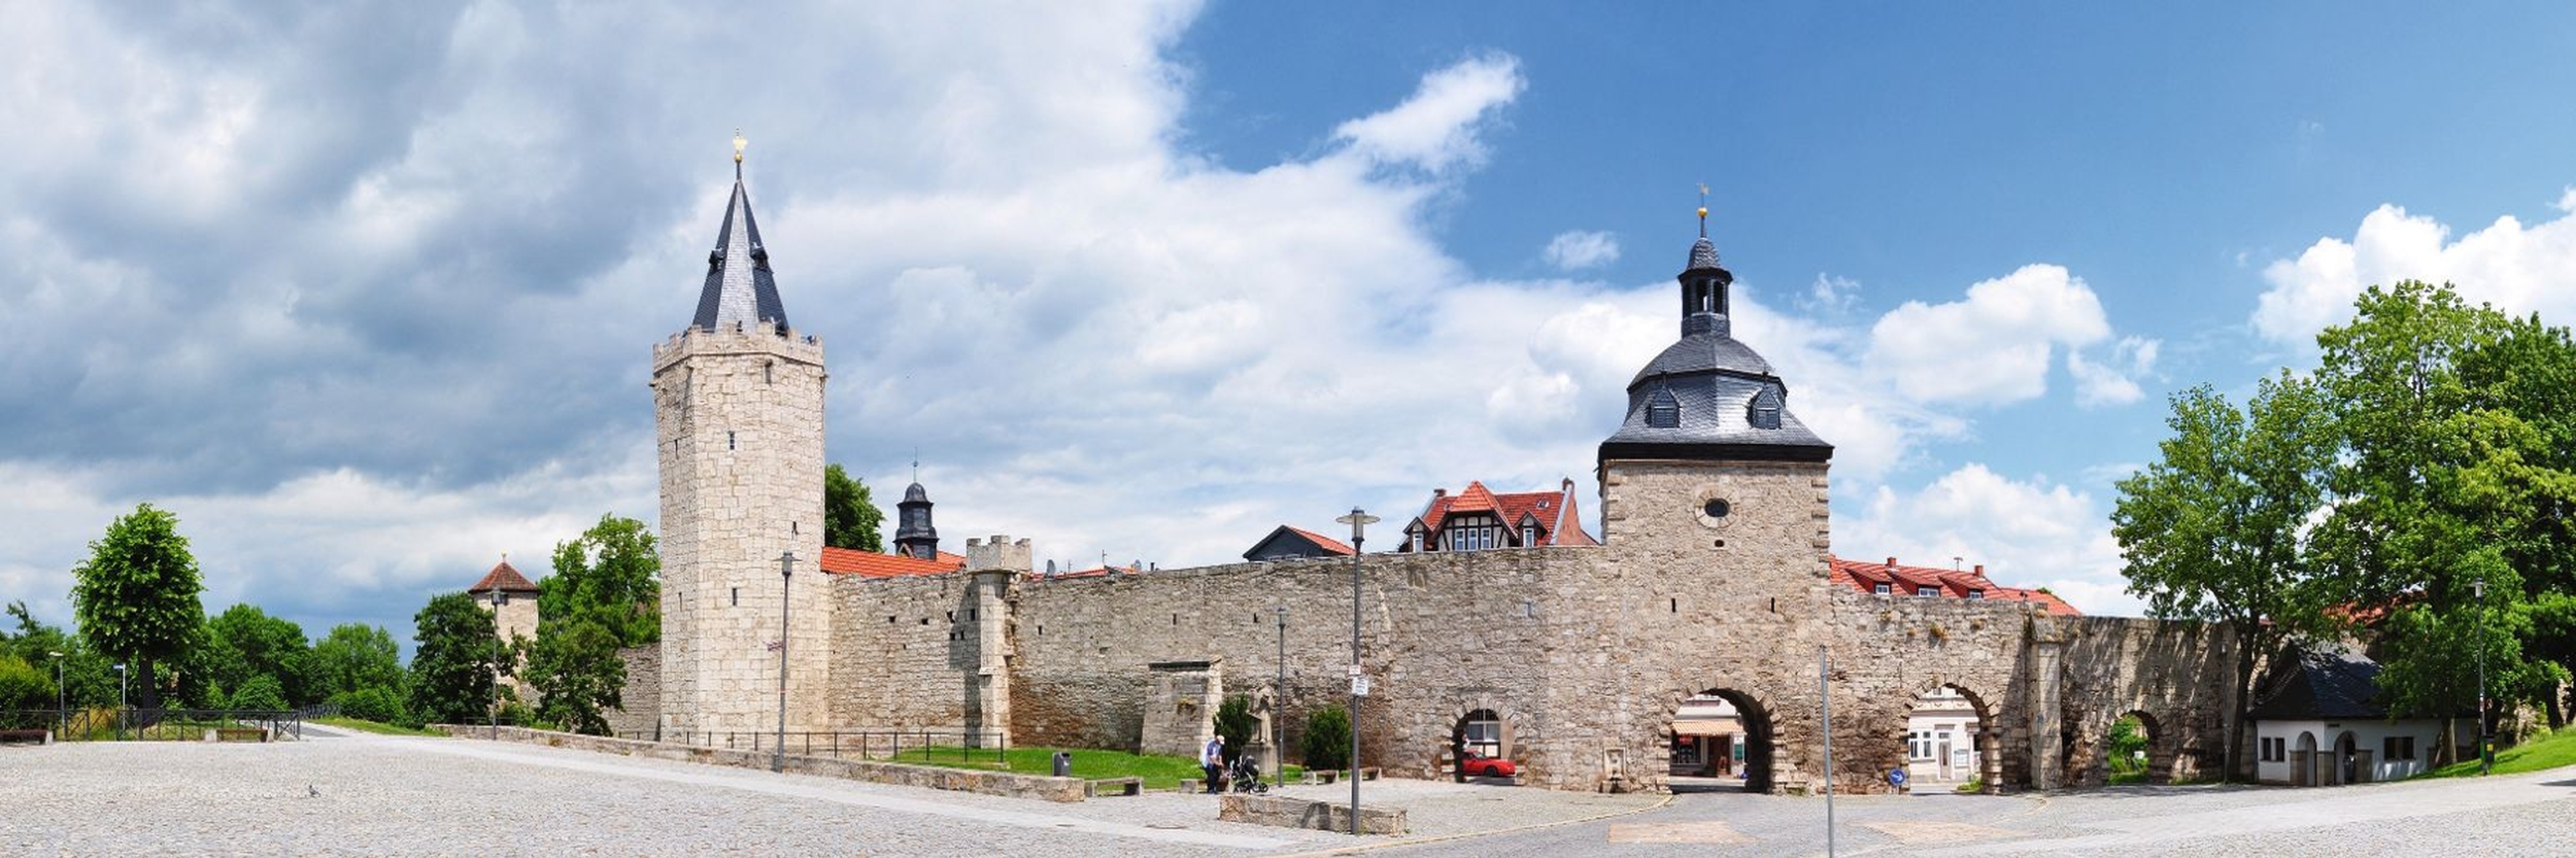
[826,571,983,729]
[605,644,662,740]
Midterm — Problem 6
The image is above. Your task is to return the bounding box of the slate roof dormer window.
[1647,390,1681,429]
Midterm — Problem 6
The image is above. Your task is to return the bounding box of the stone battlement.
[652,321,825,373]
[964,535,1033,574]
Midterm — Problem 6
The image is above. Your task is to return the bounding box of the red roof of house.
[1282,526,1355,556]
[1827,555,2080,616]
[1407,478,1598,549]
[820,546,965,578]
[467,560,540,594]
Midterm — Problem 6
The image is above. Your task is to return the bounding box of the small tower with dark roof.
[649,133,830,737]
[1595,209,1834,603]
[893,481,940,560]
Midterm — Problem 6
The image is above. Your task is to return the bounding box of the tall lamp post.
[48,651,64,739]
[775,550,794,774]
[2474,573,2489,776]
[490,589,505,740]
[1274,606,1288,787]
[1336,507,1377,836]
[113,663,127,741]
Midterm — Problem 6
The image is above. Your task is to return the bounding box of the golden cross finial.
[1696,183,1711,236]
[733,129,747,164]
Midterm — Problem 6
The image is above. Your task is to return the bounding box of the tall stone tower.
[651,141,830,736]
[1597,214,1835,600]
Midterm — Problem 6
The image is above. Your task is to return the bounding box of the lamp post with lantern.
[1336,507,1378,836]
[775,550,794,774]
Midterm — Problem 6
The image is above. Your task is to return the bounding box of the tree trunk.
[2226,628,2258,782]
[2435,716,2457,766]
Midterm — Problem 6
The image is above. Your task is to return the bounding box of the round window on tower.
[1692,487,1734,531]
[1704,499,1731,519]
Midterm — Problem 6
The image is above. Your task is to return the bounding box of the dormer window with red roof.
[1874,583,1891,595]
[1916,586,1938,597]
[1446,514,1501,551]
[1968,590,1984,599]
[1520,523,1537,546]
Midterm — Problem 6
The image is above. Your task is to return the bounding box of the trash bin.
[1051,750,1072,778]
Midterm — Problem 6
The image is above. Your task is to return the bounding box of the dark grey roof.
[1629,332,1776,386]
[2248,646,2388,721]
[901,482,930,504]
[1687,236,1720,271]
[1600,231,1833,464]
[691,178,790,333]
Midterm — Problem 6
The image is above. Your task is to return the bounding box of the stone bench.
[1085,777,1143,797]
[0,729,50,745]
[208,727,268,742]
[1217,794,1406,835]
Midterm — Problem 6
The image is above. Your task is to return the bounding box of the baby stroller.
[1227,754,1269,794]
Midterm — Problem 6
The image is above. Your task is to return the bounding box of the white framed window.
[1916,586,1938,597]
[1967,590,1984,599]
[1520,525,1537,546]
[1874,583,1891,595]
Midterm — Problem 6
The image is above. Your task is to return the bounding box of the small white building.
[2249,647,2444,786]
[1906,687,1982,784]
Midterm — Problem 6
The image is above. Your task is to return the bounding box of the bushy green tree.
[228,674,288,712]
[1302,705,1351,771]
[2111,374,2336,779]
[0,655,53,728]
[1214,694,1257,762]
[542,514,660,647]
[409,592,500,726]
[523,620,623,735]
[328,686,410,726]
[203,603,314,707]
[71,503,205,709]
[310,623,405,701]
[4,602,114,709]
[824,464,885,552]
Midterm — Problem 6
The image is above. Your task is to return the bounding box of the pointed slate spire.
[691,132,790,334]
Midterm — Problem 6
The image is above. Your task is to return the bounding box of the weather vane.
[733,129,747,164]
[1696,182,1710,237]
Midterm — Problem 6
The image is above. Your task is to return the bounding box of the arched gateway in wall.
[635,160,2243,795]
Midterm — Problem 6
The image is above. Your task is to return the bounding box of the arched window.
[1648,390,1681,429]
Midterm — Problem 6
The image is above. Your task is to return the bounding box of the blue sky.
[5,2,2574,650]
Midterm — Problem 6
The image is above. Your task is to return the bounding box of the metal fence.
[661,727,1008,764]
[0,708,304,742]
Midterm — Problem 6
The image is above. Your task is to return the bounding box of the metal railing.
[0,708,305,741]
[661,727,1008,764]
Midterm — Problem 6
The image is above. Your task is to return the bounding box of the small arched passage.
[1667,688,1773,793]
[2107,710,2167,785]
[1449,709,1506,782]
[2333,730,2361,785]
[1897,682,2004,793]
[2292,731,2318,787]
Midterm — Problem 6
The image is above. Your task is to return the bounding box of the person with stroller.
[1201,734,1226,794]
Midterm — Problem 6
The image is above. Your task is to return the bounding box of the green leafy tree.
[0,655,53,728]
[1302,705,1351,771]
[2456,311,2576,729]
[1214,694,1257,763]
[227,673,288,712]
[329,686,411,726]
[522,619,623,735]
[310,623,405,701]
[4,602,114,709]
[2111,375,2336,780]
[409,592,500,726]
[2312,281,2575,760]
[71,503,205,710]
[203,603,315,707]
[2106,716,2148,778]
[824,464,885,552]
[542,514,661,647]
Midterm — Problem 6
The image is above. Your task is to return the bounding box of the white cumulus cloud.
[1542,230,1620,271]
[1333,53,1525,172]
[2254,196,2576,349]
[1863,264,2124,406]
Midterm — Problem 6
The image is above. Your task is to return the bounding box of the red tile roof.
[467,560,540,594]
[1282,526,1355,556]
[1827,555,2080,616]
[1406,478,1597,549]
[820,546,965,578]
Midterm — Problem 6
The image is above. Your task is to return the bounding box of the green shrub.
[228,674,288,711]
[1302,705,1351,771]
[330,686,410,726]
[1214,694,1257,762]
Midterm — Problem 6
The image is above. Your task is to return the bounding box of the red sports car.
[1459,749,1517,778]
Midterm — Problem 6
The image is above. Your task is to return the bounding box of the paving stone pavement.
[0,733,1649,856]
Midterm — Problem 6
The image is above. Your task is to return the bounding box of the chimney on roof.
[1886,557,1898,567]
[1974,564,1984,576]
[1433,488,1447,498]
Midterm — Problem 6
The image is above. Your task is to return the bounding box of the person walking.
[1201,734,1226,795]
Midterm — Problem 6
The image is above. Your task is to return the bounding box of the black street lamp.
[1335,507,1378,836]
[1274,605,1288,786]
[48,651,64,739]
[2474,573,2489,776]
[490,589,506,740]
[775,550,795,774]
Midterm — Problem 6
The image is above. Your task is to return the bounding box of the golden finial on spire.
[733,129,747,164]
[1696,183,1711,236]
